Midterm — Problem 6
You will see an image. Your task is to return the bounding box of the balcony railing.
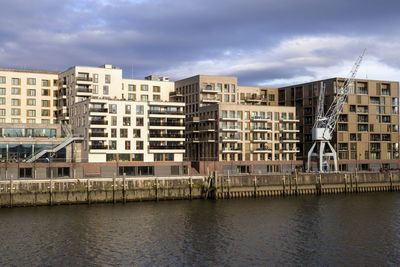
[149,122,184,127]
[89,108,108,113]
[149,145,185,150]
[89,145,108,150]
[77,88,92,93]
[149,133,184,138]
[200,87,219,93]
[89,132,108,137]
[90,120,108,125]
[76,77,93,82]
[149,110,184,115]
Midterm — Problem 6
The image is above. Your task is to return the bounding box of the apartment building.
[0,69,59,124]
[174,75,300,174]
[279,78,400,171]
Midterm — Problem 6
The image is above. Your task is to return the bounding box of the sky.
[1,0,400,87]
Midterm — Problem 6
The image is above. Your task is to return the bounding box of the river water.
[0,193,399,266]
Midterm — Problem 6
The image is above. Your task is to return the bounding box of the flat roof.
[0,68,59,75]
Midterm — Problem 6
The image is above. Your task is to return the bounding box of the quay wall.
[0,172,399,207]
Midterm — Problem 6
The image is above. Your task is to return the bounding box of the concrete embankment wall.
[0,176,206,207]
[213,172,400,199]
[1,172,399,207]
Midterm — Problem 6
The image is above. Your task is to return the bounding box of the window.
[27,78,36,85]
[128,93,136,100]
[12,118,20,123]
[109,141,117,150]
[93,74,99,83]
[382,116,391,123]
[42,80,50,87]
[111,116,117,126]
[41,109,50,116]
[141,95,148,101]
[136,141,144,150]
[132,154,144,161]
[136,105,144,114]
[27,89,36,96]
[231,84,235,93]
[136,117,144,126]
[109,104,117,114]
[11,99,20,106]
[12,78,20,85]
[27,110,36,117]
[103,85,109,95]
[42,89,50,96]
[269,94,275,101]
[125,141,131,150]
[357,87,368,95]
[27,119,36,124]
[27,99,36,106]
[0,88,5,95]
[350,105,356,113]
[224,94,229,102]
[141,84,148,91]
[153,86,160,92]
[153,95,160,101]
[93,85,98,94]
[120,129,128,138]
[11,108,20,115]
[0,109,5,116]
[19,168,32,178]
[224,84,229,93]
[154,153,163,161]
[11,88,20,95]
[123,117,131,126]
[133,129,141,138]
[42,100,50,107]
[0,97,5,105]
[0,76,5,83]
[111,128,117,138]
[231,95,235,102]
[105,74,111,84]
[128,84,136,91]
[125,104,131,114]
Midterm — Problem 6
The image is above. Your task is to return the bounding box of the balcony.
[201,97,220,103]
[221,116,240,121]
[250,116,270,121]
[89,132,108,137]
[245,96,261,102]
[170,91,183,97]
[220,136,240,142]
[76,87,92,94]
[149,145,185,152]
[283,149,300,153]
[149,122,184,127]
[281,128,300,133]
[281,138,300,143]
[89,108,108,113]
[251,127,272,132]
[200,87,219,93]
[200,116,216,121]
[252,147,272,153]
[221,147,242,153]
[149,133,184,138]
[90,120,108,125]
[251,138,272,143]
[76,77,93,82]
[149,110,184,115]
[220,126,240,132]
[89,145,108,150]
[280,117,300,122]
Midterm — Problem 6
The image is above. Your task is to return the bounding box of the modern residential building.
[174,75,300,174]
[279,78,400,171]
[0,68,59,124]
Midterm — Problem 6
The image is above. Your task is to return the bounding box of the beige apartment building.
[174,75,300,174]
[279,78,400,171]
[0,69,59,124]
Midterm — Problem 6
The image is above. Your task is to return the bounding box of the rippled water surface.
[1,193,400,266]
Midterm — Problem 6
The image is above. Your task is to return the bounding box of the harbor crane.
[307,49,366,173]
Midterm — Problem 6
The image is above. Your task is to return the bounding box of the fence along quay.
[0,172,399,207]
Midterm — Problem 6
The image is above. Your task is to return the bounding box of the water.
[0,193,400,266]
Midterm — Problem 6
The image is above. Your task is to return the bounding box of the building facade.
[279,78,400,171]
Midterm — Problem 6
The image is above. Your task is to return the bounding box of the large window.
[12,78,20,85]
[0,98,5,104]
[103,85,109,95]
[27,110,36,117]
[0,76,5,83]
[120,129,128,138]
[153,86,160,92]
[12,88,20,95]
[0,88,5,95]
[136,105,144,114]
[27,89,36,96]
[42,89,50,96]
[105,74,111,84]
[42,80,50,87]
[128,84,136,91]
[141,84,148,91]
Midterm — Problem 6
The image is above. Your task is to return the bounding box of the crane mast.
[307,49,366,173]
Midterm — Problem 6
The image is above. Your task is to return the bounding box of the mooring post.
[227,176,231,199]
[189,176,193,200]
[344,174,347,194]
[315,175,322,195]
[9,174,13,208]
[295,171,298,196]
[87,177,90,205]
[113,173,116,204]
[254,175,257,198]
[214,172,219,200]
[282,175,286,197]
[123,172,126,204]
[155,177,159,201]
[355,173,359,193]
[49,168,53,206]
[389,171,393,192]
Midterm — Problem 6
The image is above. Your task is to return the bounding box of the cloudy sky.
[1,0,400,86]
